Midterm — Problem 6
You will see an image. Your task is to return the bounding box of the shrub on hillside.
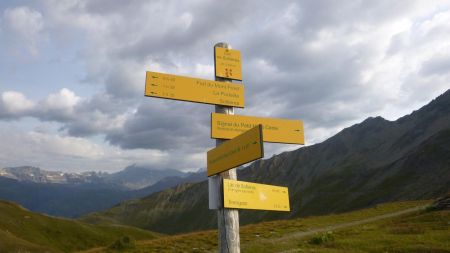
[308,231,334,245]
[108,236,136,251]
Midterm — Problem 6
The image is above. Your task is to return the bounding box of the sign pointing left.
[145,71,245,108]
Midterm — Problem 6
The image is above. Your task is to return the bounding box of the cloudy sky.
[0,0,449,172]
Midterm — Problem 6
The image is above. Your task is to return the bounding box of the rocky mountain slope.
[83,89,450,234]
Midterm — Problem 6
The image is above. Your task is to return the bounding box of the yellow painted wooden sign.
[223,179,290,211]
[145,71,244,108]
[211,113,304,144]
[207,125,263,177]
[215,47,242,81]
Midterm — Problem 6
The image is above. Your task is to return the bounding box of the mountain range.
[82,89,450,234]
[0,165,205,217]
[0,164,186,190]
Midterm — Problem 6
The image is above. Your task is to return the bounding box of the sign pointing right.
[223,179,290,211]
[211,113,304,144]
[207,125,263,177]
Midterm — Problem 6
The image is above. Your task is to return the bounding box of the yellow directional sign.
[215,47,242,81]
[223,179,290,211]
[207,125,263,177]
[211,113,304,144]
[145,71,244,108]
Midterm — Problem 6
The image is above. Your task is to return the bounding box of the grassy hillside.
[242,207,450,253]
[79,199,450,253]
[0,200,161,253]
[81,182,215,234]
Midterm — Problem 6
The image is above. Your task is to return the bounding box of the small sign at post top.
[223,179,290,211]
[145,71,244,108]
[215,47,242,81]
[207,125,263,177]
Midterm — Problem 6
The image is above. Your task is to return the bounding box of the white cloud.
[0,91,35,117]
[195,63,214,79]
[39,88,81,119]
[43,88,80,110]
[358,8,450,120]
[28,131,104,158]
[0,89,130,137]
[3,6,45,54]
[0,89,80,121]
[0,123,169,172]
[62,109,128,137]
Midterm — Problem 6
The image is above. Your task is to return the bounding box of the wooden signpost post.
[213,42,241,253]
[144,42,305,253]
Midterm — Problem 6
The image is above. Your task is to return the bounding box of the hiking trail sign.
[145,71,244,107]
[214,47,242,81]
[223,179,290,211]
[211,113,304,144]
[207,125,263,177]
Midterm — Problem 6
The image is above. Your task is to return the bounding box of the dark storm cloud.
[236,23,375,129]
[103,64,145,99]
[111,0,251,61]
[106,100,213,151]
[58,93,137,137]
[420,54,450,76]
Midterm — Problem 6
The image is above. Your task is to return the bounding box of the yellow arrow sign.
[211,113,304,144]
[207,125,263,177]
[223,179,290,211]
[215,47,242,81]
[145,71,244,108]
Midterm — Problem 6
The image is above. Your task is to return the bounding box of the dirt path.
[274,205,426,253]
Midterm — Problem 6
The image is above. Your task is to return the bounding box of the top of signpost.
[214,46,243,81]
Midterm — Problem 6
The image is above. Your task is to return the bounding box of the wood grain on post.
[214,42,241,253]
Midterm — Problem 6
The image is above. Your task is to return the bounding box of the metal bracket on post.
[209,175,220,209]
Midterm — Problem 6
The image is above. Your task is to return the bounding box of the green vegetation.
[308,231,335,245]
[80,199,450,253]
[107,236,136,251]
[0,200,161,253]
[241,204,450,253]
[283,210,450,253]
[81,182,216,234]
[3,198,448,253]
